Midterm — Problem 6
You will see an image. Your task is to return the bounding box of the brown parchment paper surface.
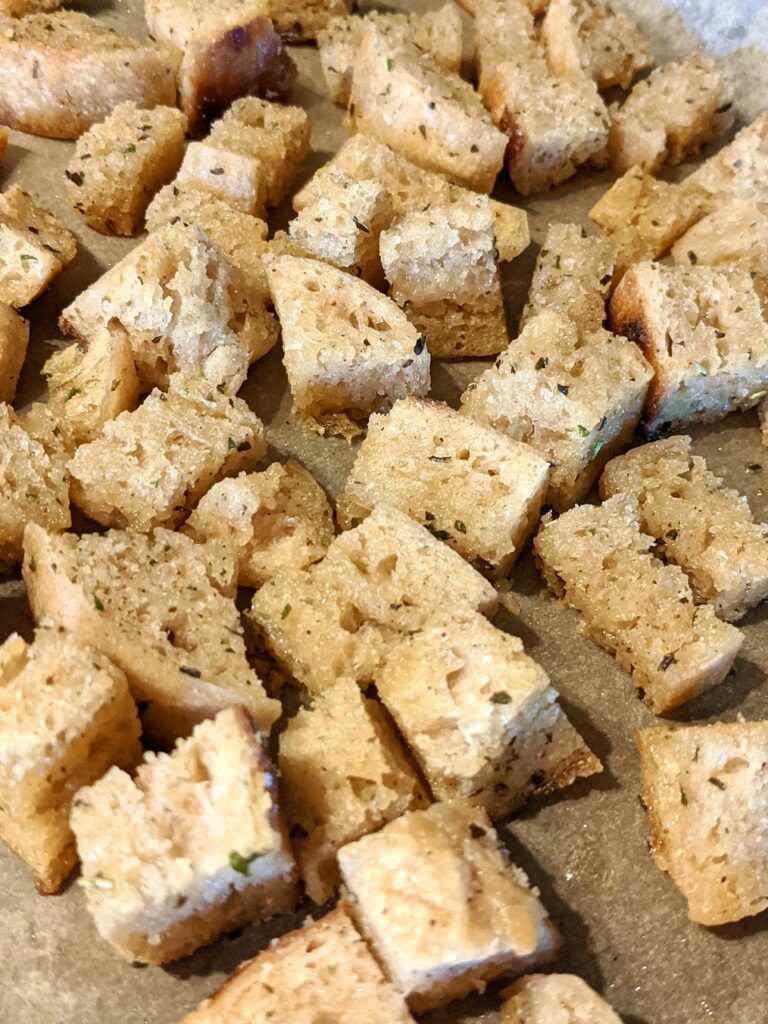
[1,1,768,1022]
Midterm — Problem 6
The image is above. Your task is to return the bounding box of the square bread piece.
[179,907,417,1024]
[474,0,540,98]
[23,524,280,743]
[66,102,186,236]
[248,506,498,694]
[671,200,768,281]
[637,721,768,926]
[338,801,560,1011]
[534,493,743,713]
[609,261,768,434]
[279,677,427,904]
[71,707,297,965]
[686,112,768,206]
[0,302,28,404]
[601,435,768,622]
[377,613,601,818]
[68,384,266,532]
[0,629,141,895]
[501,973,623,1023]
[0,187,77,308]
[176,138,266,217]
[461,309,652,511]
[338,397,549,576]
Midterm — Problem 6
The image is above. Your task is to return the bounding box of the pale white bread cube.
[461,310,652,511]
[501,973,623,1023]
[176,139,266,217]
[474,0,540,98]
[671,200,768,287]
[0,186,76,308]
[279,677,427,904]
[179,907,417,1024]
[534,494,743,713]
[144,0,295,133]
[338,397,549,575]
[377,612,601,817]
[0,11,177,139]
[248,507,498,694]
[184,460,334,588]
[609,262,768,434]
[263,254,430,426]
[541,0,652,90]
[71,707,297,965]
[259,0,353,43]
[66,102,186,236]
[338,801,560,1011]
[0,629,141,895]
[600,436,768,623]
[0,302,28,403]
[608,54,733,174]
[22,524,280,742]
[686,113,768,206]
[637,721,768,926]
[350,27,507,194]
[60,222,277,395]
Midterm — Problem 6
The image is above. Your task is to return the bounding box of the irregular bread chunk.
[474,0,540,98]
[501,973,623,1023]
[0,302,28,403]
[671,200,768,283]
[686,112,768,206]
[0,186,77,307]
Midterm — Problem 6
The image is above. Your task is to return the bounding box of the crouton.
[502,974,623,1023]
[184,460,334,588]
[144,0,295,133]
[60,222,277,395]
[0,629,141,894]
[0,11,177,139]
[71,707,296,964]
[350,28,507,194]
[608,55,733,174]
[338,801,560,1011]
[176,139,266,217]
[258,0,352,43]
[263,254,430,426]
[474,0,540,97]
[600,436,768,622]
[534,493,743,713]
[686,112,768,206]
[338,397,549,575]
[65,102,186,236]
[461,310,652,510]
[0,186,76,308]
[279,678,427,904]
[248,507,498,694]
[671,200,768,284]
[0,302,28,403]
[610,262,768,434]
[22,524,280,742]
[180,907,417,1024]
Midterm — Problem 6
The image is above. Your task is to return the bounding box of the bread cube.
[638,721,768,926]
[248,506,498,694]
[671,200,768,284]
[610,262,768,434]
[474,0,540,97]
[0,302,28,403]
[23,524,280,742]
[462,310,652,510]
[184,460,334,588]
[71,707,296,964]
[350,28,506,194]
[176,139,265,217]
[338,801,560,1011]
[0,629,141,894]
[534,494,743,713]
[600,436,768,622]
[502,974,623,1023]
[180,907,416,1024]
[609,55,733,174]
[279,678,427,904]
[0,186,76,307]
[263,254,430,426]
[687,112,768,206]
[259,0,352,43]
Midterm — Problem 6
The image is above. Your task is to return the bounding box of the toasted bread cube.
[279,678,427,904]
[23,524,280,742]
[687,112,768,206]
[534,494,743,713]
[0,302,28,403]
[339,801,560,1011]
[600,436,768,622]
[474,0,540,97]
[610,262,768,433]
[248,507,498,693]
[0,187,76,307]
[350,28,506,194]
[180,907,416,1024]
[462,310,652,510]
[378,613,601,817]
[176,139,266,216]
[184,460,334,588]
[502,974,623,1023]
[338,398,549,575]
[0,629,141,894]
[608,55,733,174]
[671,200,768,284]
[542,0,651,90]
[71,707,296,965]
[264,255,430,425]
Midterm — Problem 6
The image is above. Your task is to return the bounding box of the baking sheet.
[2,1,768,1022]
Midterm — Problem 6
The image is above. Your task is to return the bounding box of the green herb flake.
[469,823,486,839]
[577,424,590,437]
[352,216,370,233]
[229,850,258,875]
[124,144,137,154]
[66,387,80,401]
[748,463,762,473]
[680,788,689,806]
[588,527,596,535]
[534,356,548,371]
[386,57,395,71]
[749,390,767,402]
[281,603,292,620]
[490,691,512,705]
[454,519,467,534]
[590,439,605,461]
[694,361,708,376]
[658,653,676,671]
[666,528,679,540]
[708,776,726,790]
[418,124,427,138]
[180,666,201,678]
[66,169,84,187]
[93,595,104,612]
[557,383,569,396]
[227,436,237,450]
[20,254,37,262]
